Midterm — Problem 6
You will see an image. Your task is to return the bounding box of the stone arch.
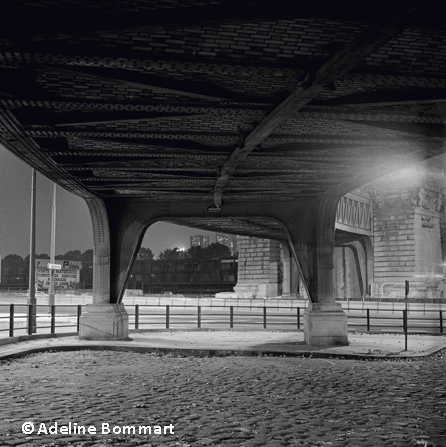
[80,199,347,344]
[139,215,307,300]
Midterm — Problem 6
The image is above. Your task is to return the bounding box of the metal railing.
[346,307,444,333]
[0,304,82,337]
[1,303,445,337]
[127,304,445,334]
[131,305,303,330]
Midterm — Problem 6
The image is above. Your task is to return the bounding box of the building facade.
[369,185,444,300]
[128,256,238,295]
[1,263,93,290]
[216,233,239,255]
[1,256,237,296]
[230,177,445,302]
[190,235,210,248]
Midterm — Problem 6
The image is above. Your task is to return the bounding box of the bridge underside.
[1,1,445,344]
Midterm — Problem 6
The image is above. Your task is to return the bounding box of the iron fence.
[0,303,445,338]
[130,305,303,330]
[0,304,81,337]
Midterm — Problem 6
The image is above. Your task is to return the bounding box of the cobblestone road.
[0,350,445,447]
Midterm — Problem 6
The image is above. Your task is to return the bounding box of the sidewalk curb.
[1,331,445,361]
[0,332,78,346]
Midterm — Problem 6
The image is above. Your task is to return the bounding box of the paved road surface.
[0,348,445,446]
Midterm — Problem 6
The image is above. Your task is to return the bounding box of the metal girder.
[0,1,378,43]
[343,121,446,139]
[1,0,444,215]
[15,110,208,127]
[311,87,446,107]
[36,65,265,104]
[211,0,424,209]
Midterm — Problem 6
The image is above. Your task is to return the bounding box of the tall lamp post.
[443,154,446,279]
[28,169,37,333]
[48,183,57,309]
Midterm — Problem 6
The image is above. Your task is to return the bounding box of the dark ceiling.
[1,0,445,237]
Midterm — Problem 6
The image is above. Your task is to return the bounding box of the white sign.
[36,268,80,291]
[35,258,82,290]
[47,263,62,270]
[62,260,82,269]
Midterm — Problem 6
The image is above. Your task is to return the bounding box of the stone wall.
[233,236,281,299]
[371,186,444,299]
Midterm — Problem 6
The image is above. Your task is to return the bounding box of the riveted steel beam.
[211,1,424,209]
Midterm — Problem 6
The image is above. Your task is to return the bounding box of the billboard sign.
[61,260,82,270]
[35,259,82,290]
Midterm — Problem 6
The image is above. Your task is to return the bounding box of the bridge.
[1,0,445,345]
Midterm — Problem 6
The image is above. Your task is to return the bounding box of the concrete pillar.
[306,198,348,345]
[233,236,281,298]
[79,199,146,340]
[280,241,293,298]
[334,229,374,300]
[334,242,365,299]
[284,197,348,345]
[79,302,129,340]
[79,199,129,340]
[290,249,303,299]
[333,246,346,299]
[441,159,446,298]
[442,158,446,264]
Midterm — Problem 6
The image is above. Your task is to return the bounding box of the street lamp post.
[28,169,37,333]
[48,183,57,310]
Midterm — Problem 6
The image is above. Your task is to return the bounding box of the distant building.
[1,261,93,290]
[216,233,239,255]
[128,256,238,295]
[190,235,209,248]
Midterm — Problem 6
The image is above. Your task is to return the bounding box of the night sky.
[0,144,216,260]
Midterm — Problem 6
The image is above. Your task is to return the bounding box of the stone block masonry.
[371,185,444,300]
[233,236,282,298]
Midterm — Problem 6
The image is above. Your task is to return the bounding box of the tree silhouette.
[204,242,231,258]
[80,249,93,263]
[15,250,93,269]
[2,254,25,268]
[159,247,180,260]
[186,245,205,259]
[137,247,154,260]
[56,250,82,261]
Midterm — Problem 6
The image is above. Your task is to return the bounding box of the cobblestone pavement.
[0,350,445,447]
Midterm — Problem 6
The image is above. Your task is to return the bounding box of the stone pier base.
[303,302,348,346]
[233,283,279,299]
[79,303,129,340]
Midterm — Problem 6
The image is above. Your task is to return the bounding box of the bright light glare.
[391,167,423,184]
